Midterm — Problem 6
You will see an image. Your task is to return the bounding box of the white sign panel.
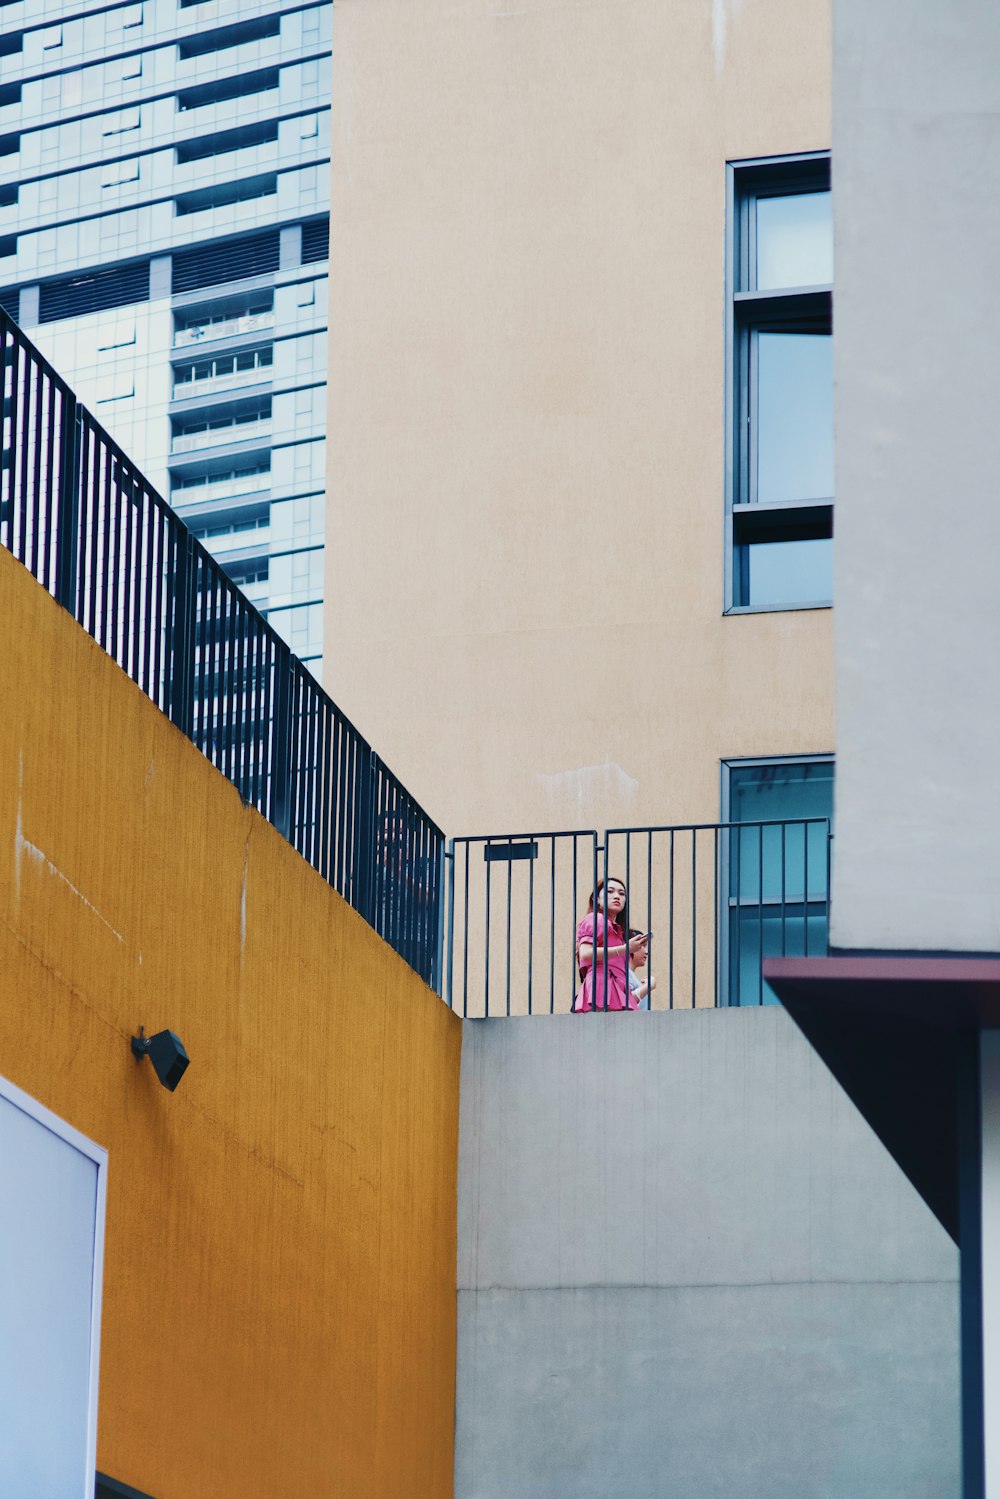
[0,1075,107,1499]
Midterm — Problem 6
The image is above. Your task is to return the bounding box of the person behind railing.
[573,878,646,1012]
[627,929,657,1011]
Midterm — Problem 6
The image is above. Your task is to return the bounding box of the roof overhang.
[763,955,1000,1245]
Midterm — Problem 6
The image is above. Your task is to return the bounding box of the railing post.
[353,749,377,926]
[271,643,294,840]
[443,842,455,1005]
[168,529,196,738]
[54,390,81,616]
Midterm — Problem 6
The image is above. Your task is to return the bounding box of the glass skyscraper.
[0,0,331,673]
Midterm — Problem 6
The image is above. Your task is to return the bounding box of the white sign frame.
[0,1072,108,1499]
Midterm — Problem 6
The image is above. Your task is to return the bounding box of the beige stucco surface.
[326,0,834,839]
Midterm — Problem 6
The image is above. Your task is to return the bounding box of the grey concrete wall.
[457,1009,960,1499]
[831,0,1000,951]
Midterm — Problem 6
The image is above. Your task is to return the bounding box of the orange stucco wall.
[0,545,460,1499]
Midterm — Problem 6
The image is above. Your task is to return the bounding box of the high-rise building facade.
[0,0,331,672]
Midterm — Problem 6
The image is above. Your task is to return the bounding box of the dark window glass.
[0,234,15,259]
[0,83,21,108]
[175,174,276,216]
[177,67,279,112]
[177,15,279,58]
[0,133,20,158]
[176,120,278,164]
[0,31,23,56]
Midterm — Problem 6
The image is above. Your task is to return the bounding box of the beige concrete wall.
[326,0,834,839]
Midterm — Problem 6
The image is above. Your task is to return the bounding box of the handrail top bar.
[0,303,446,848]
[453,818,830,846]
[450,830,600,846]
[606,817,831,835]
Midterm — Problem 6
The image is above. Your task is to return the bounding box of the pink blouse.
[573,911,635,1012]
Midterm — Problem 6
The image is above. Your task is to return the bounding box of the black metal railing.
[445,819,831,1017]
[0,306,444,989]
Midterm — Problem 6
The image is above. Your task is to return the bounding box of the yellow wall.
[325,0,834,838]
[0,546,460,1499]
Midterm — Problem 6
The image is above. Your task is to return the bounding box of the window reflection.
[745,537,832,608]
[755,190,832,289]
[756,331,833,503]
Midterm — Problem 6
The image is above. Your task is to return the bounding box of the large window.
[726,154,833,611]
[723,755,834,1004]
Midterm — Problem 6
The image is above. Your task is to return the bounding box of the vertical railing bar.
[110,454,126,667]
[319,696,333,882]
[445,842,456,1009]
[335,714,348,895]
[484,840,492,1019]
[91,434,103,641]
[18,343,33,578]
[227,580,240,784]
[757,821,764,1005]
[236,598,246,800]
[734,824,742,1008]
[303,682,317,868]
[824,820,832,956]
[78,416,90,634]
[44,365,57,592]
[713,825,720,1008]
[462,841,470,1018]
[803,820,810,959]
[121,470,136,680]
[99,440,113,652]
[140,490,155,696]
[549,836,555,1014]
[625,831,632,1008]
[601,837,609,1012]
[691,831,698,1008]
[573,834,581,1011]
[505,845,512,1017]
[668,829,675,1010]
[780,821,787,959]
[647,830,653,1009]
[527,835,535,1016]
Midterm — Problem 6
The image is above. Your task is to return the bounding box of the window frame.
[724,151,833,614]
[719,753,834,1005]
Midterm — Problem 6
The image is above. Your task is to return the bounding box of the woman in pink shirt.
[574,877,646,1012]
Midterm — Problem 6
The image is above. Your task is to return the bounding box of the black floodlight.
[131,1027,190,1091]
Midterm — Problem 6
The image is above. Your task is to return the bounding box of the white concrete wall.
[832,0,1000,950]
[457,1009,960,1498]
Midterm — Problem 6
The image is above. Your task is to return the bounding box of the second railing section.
[445,819,831,1017]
